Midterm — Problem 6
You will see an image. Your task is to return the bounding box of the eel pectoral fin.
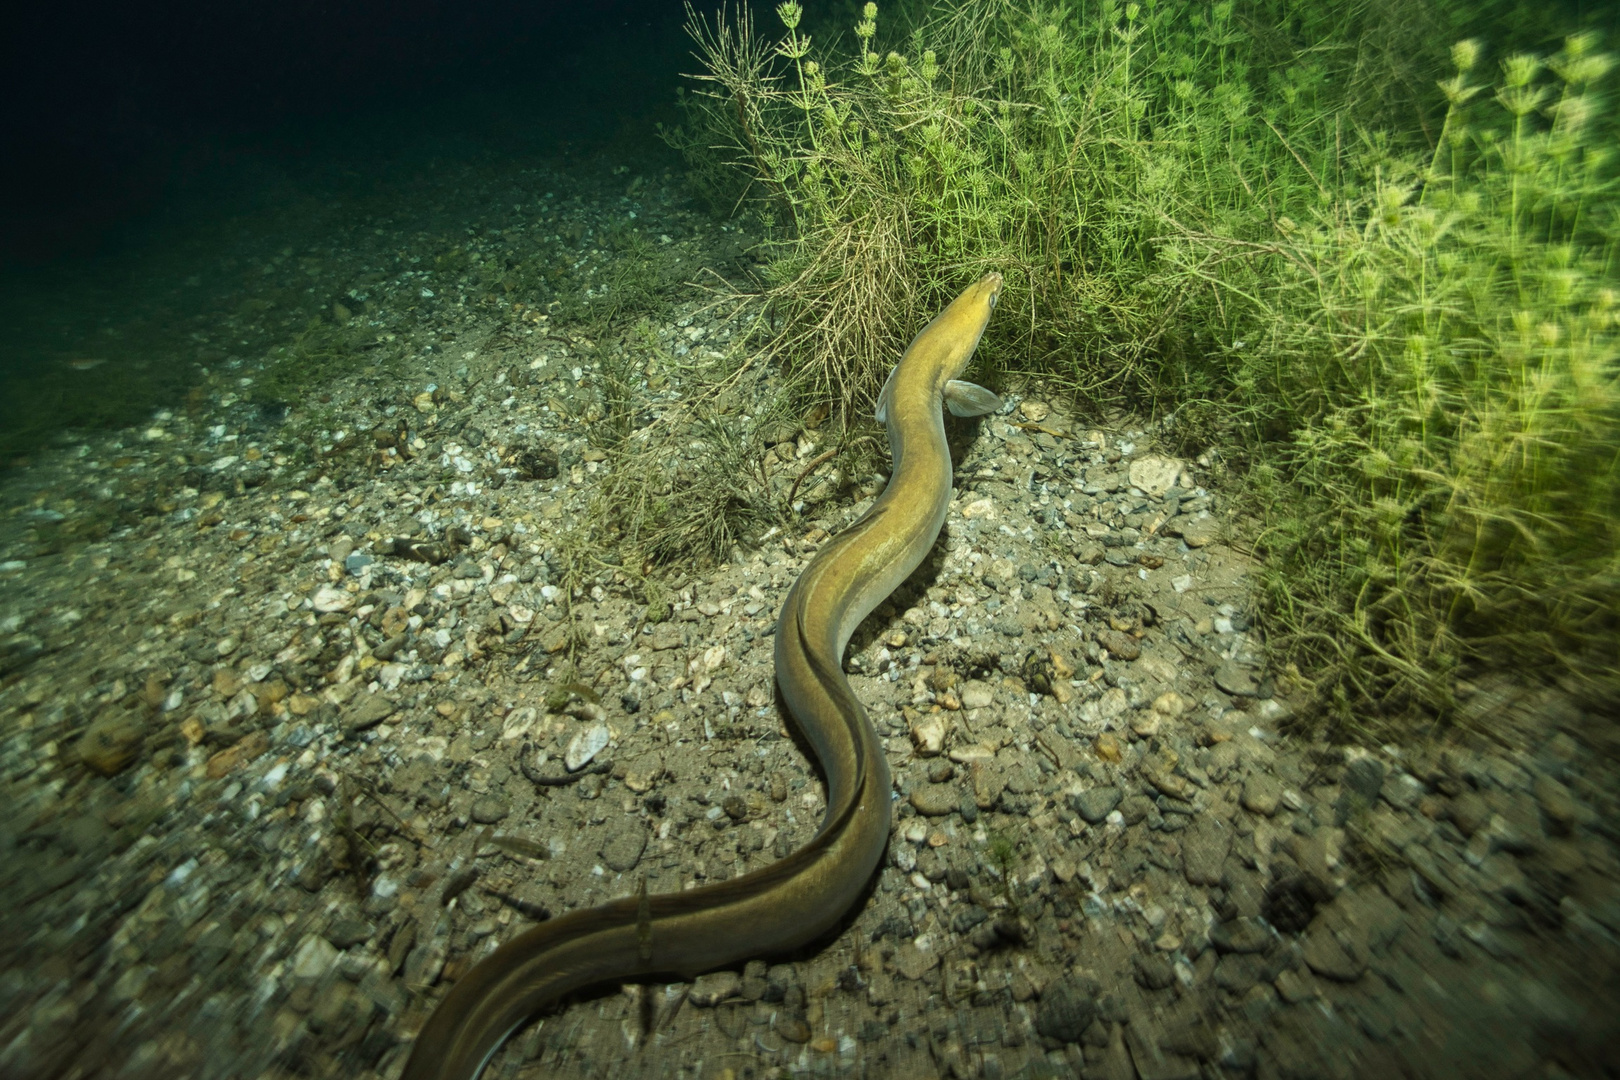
[943,380,1002,418]
[874,363,899,425]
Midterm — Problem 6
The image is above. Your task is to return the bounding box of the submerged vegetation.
[665,0,1618,733]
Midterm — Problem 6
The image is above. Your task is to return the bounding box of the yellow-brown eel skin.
[400,272,1003,1079]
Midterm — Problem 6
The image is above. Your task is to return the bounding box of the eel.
[400,271,1004,1080]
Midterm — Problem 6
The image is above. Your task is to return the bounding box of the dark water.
[0,0,707,460]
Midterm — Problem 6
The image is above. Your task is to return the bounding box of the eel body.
[400,272,1003,1080]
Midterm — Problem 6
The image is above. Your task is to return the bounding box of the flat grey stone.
[342,693,397,733]
[1213,662,1260,697]
[1071,786,1122,824]
[1182,819,1231,886]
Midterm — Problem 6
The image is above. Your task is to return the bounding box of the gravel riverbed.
[2,155,1617,1080]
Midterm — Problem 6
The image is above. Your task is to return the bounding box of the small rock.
[910,783,960,817]
[1128,454,1186,499]
[1132,953,1176,990]
[565,723,610,771]
[1210,917,1271,954]
[1532,774,1579,835]
[951,905,990,934]
[1071,786,1122,824]
[1300,913,1369,982]
[774,1015,812,1043]
[603,828,648,872]
[960,681,995,710]
[1119,794,1155,826]
[1240,774,1282,816]
[205,731,270,779]
[1176,515,1219,547]
[1273,968,1318,1004]
[1182,820,1231,886]
[1035,974,1101,1042]
[1448,791,1491,837]
[291,934,341,982]
[892,942,939,981]
[307,979,368,1037]
[312,585,354,613]
[1213,662,1260,697]
[1129,712,1160,738]
[1211,953,1265,993]
[342,693,397,733]
[1152,690,1191,717]
[325,917,374,950]
[470,796,510,824]
[1096,628,1140,661]
[909,713,946,756]
[1342,755,1387,804]
[76,710,145,777]
[1381,771,1425,810]
[688,971,741,1007]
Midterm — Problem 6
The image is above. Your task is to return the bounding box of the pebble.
[324,917,373,950]
[1035,974,1101,1042]
[774,1015,812,1043]
[1133,953,1176,990]
[1241,774,1282,816]
[1532,774,1579,834]
[470,795,510,824]
[1449,791,1491,837]
[1129,712,1161,738]
[1095,628,1140,661]
[1211,917,1271,954]
[291,934,341,982]
[959,681,995,710]
[1182,820,1231,886]
[75,710,145,776]
[565,723,610,771]
[1342,755,1387,804]
[909,713,946,756]
[1071,786,1122,824]
[343,693,397,733]
[602,828,647,872]
[1127,454,1186,498]
[1301,928,1367,981]
[1213,661,1261,697]
[688,970,741,1007]
[312,585,354,613]
[910,783,960,817]
[1177,515,1220,547]
[1274,968,1318,1004]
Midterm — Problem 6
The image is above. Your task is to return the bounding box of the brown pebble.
[774,1016,811,1043]
[76,710,146,777]
[205,731,271,779]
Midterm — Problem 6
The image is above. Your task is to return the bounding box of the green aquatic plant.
[675,0,1617,732]
[1235,34,1619,726]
